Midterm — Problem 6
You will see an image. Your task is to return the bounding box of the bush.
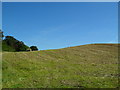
[30,46,38,51]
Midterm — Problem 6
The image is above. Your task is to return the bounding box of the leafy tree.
[4,36,17,47]
[0,30,4,40]
[2,32,38,52]
[30,46,38,51]
[3,36,29,51]
[2,40,16,52]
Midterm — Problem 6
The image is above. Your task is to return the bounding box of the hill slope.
[2,44,119,88]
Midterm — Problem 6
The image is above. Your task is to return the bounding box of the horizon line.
[39,42,119,50]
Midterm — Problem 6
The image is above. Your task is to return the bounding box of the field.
[2,44,119,88]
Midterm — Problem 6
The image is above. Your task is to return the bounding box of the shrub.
[30,46,38,51]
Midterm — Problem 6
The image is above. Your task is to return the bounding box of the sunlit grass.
[2,44,119,88]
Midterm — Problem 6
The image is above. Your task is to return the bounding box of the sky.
[2,0,120,2]
[0,1,1,29]
[2,2,118,50]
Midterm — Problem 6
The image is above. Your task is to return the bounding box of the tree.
[30,46,38,51]
[0,30,4,40]
[3,36,29,51]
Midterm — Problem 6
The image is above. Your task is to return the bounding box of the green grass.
[2,44,119,88]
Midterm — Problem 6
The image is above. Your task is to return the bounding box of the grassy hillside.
[2,44,119,88]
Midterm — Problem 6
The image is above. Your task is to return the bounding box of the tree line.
[0,30,38,52]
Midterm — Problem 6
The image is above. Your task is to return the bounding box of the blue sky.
[0,1,1,29]
[2,2,118,50]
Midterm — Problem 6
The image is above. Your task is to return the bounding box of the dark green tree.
[3,36,29,51]
[30,46,38,51]
[0,30,4,40]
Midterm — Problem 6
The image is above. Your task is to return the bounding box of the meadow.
[2,44,119,88]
